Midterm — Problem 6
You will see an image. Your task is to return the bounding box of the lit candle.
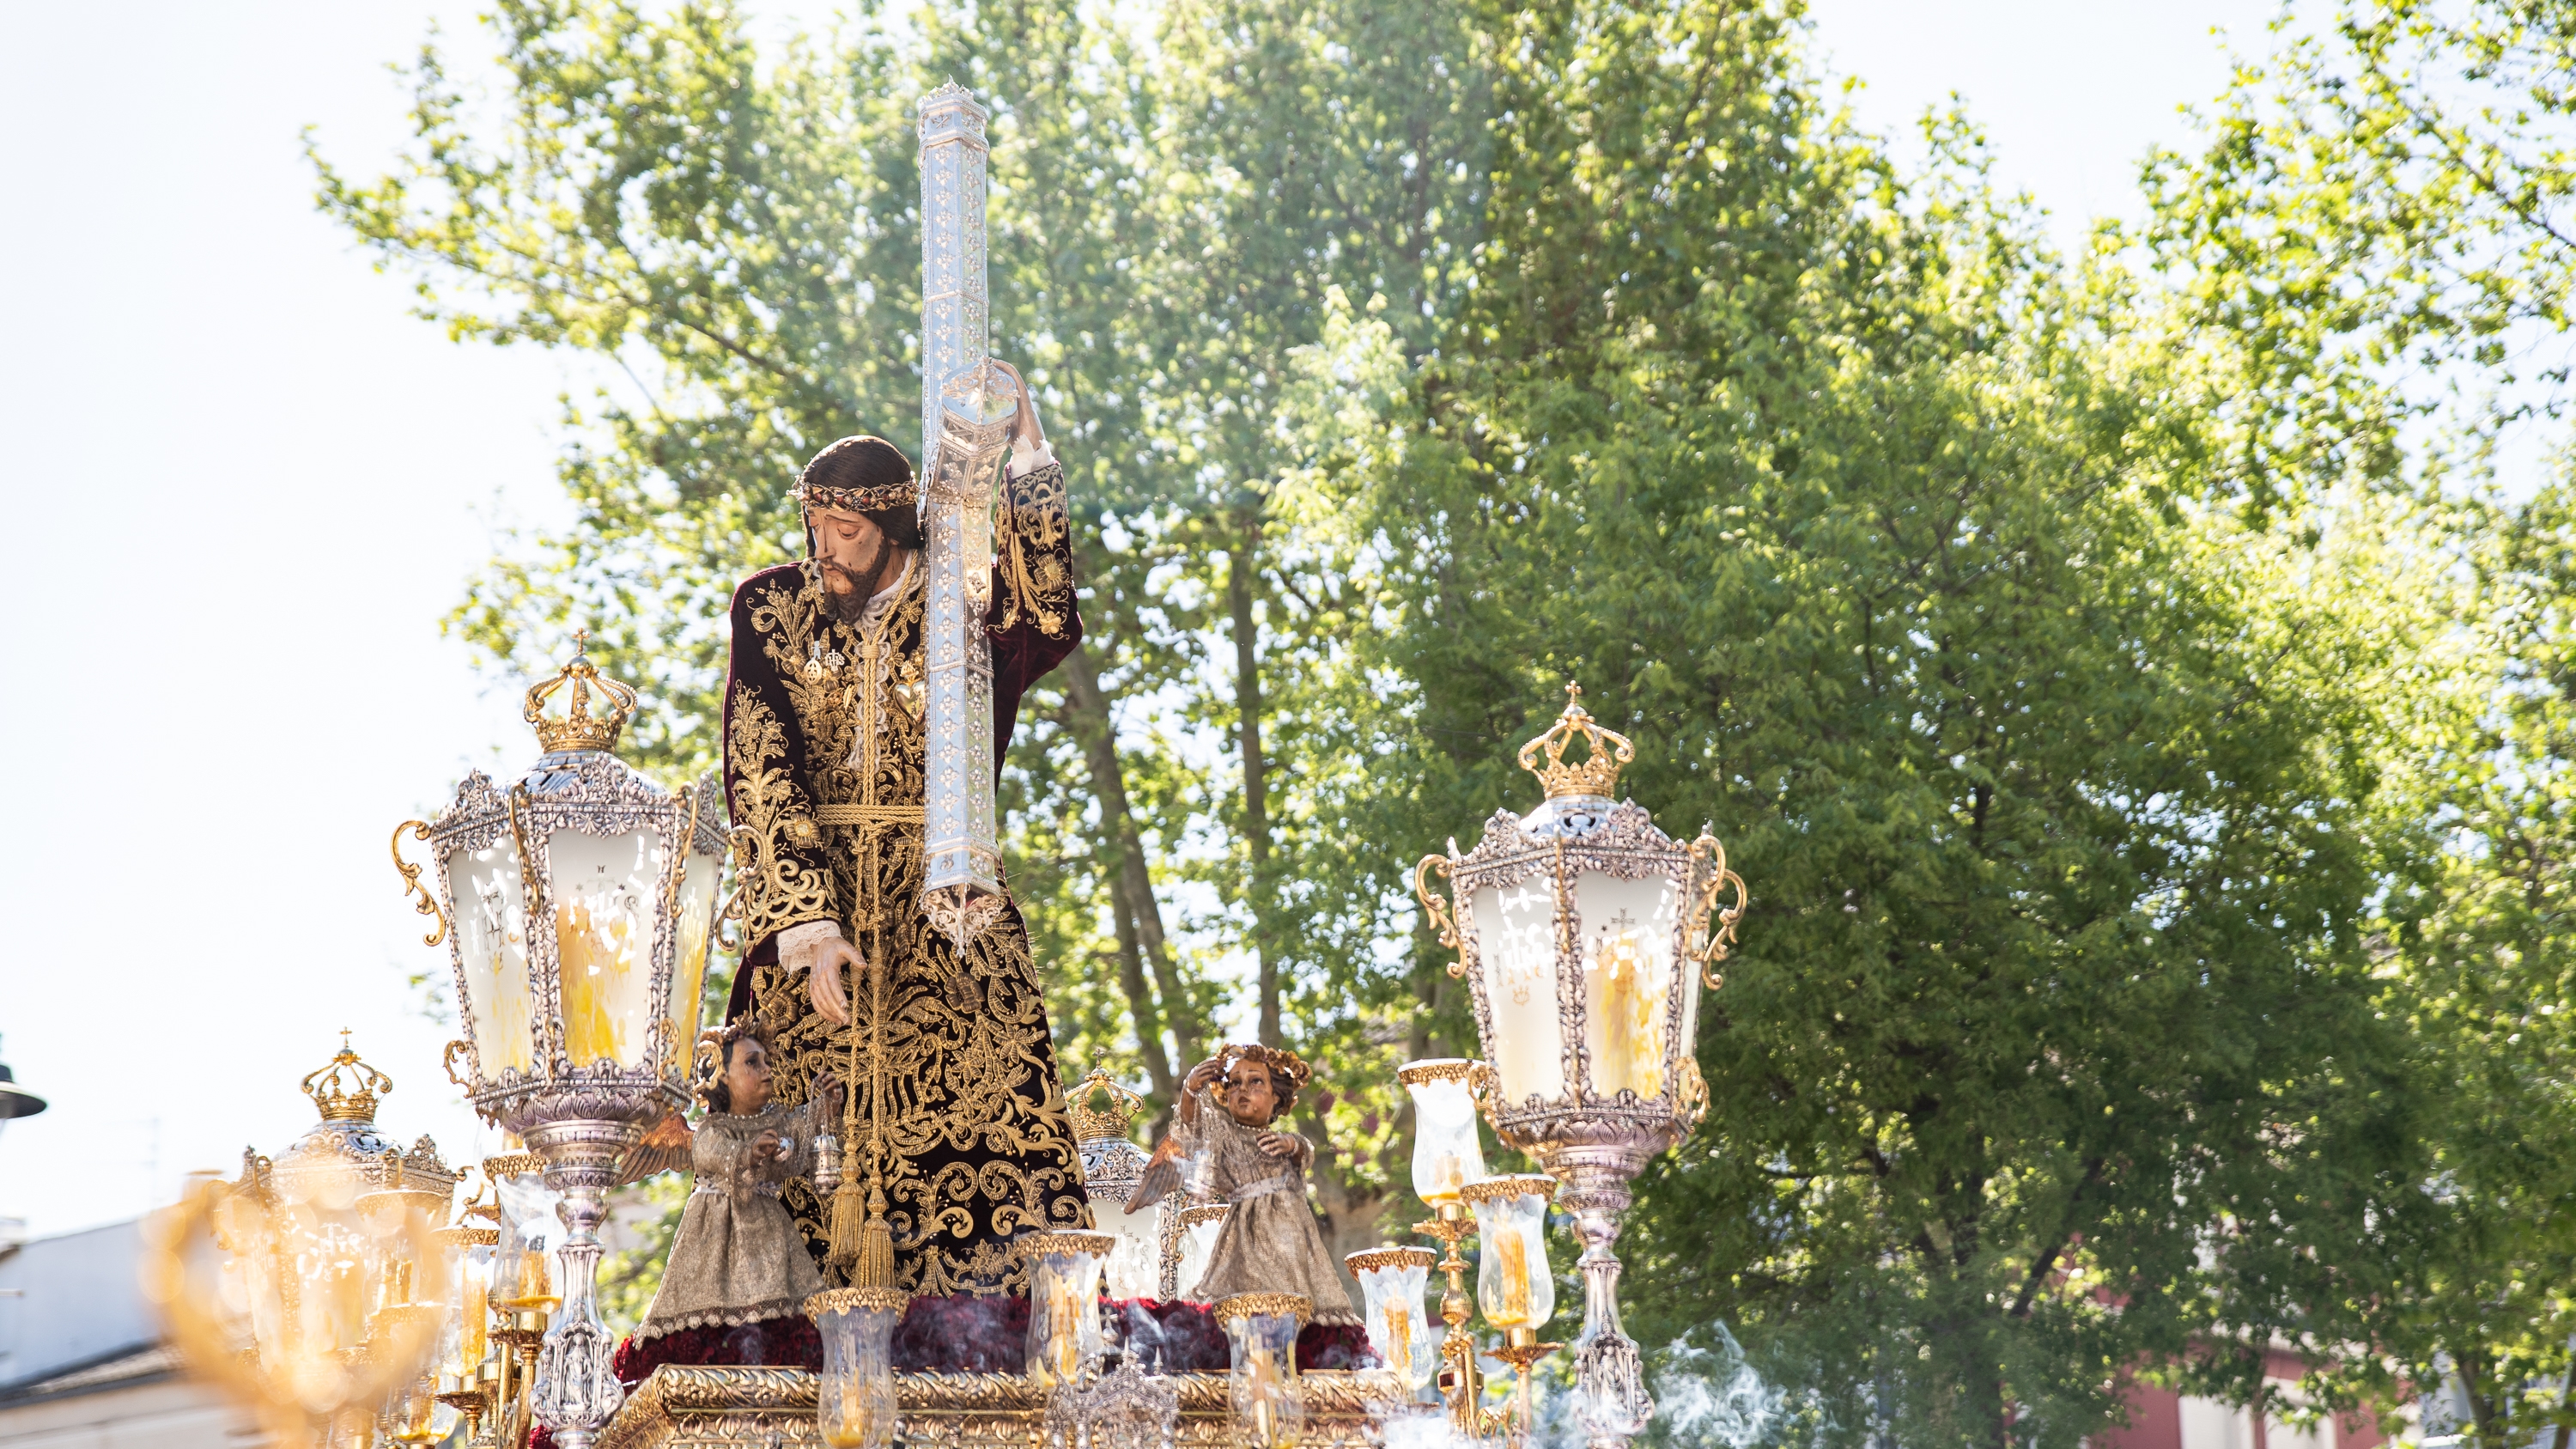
[1492,1231,1530,1325]
[460,1273,487,1368]
[823,1379,881,1448]
[1382,1301,1412,1377]
[1045,1269,1080,1383]
[1426,1150,1463,1204]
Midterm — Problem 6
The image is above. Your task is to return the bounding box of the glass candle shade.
[1461,1175,1556,1330]
[808,1288,905,1449]
[1396,1061,1487,1209]
[1344,1247,1437,1394]
[1573,869,1680,1100]
[490,1172,562,1316]
[1218,1294,1309,1449]
[1176,1204,1229,1302]
[1466,880,1565,1105]
[429,1227,496,1386]
[385,1371,452,1446]
[1022,1232,1113,1386]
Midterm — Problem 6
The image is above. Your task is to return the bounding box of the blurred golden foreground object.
[143,1170,445,1449]
[139,1036,459,1449]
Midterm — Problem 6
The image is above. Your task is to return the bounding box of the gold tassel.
[825,1176,870,1270]
[825,953,868,1270]
[854,1184,896,1289]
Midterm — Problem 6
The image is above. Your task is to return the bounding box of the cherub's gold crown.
[1516,683,1635,801]
[301,1032,392,1124]
[1067,1062,1146,1142]
[523,630,638,755]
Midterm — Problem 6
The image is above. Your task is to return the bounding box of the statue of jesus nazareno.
[720,361,1091,1296]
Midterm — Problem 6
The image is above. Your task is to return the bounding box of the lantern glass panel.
[1572,870,1680,1100]
[1094,1202,1160,1302]
[1468,880,1564,1105]
[1468,1184,1553,1330]
[1400,1065,1485,1209]
[550,829,666,1069]
[448,842,534,1075]
[668,850,720,1069]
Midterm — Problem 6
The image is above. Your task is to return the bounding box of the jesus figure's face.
[808,506,900,599]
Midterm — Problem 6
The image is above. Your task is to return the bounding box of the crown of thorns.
[793,435,917,515]
[1218,1043,1312,1116]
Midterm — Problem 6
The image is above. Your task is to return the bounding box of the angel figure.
[1131,1044,1357,1324]
[633,1018,845,1342]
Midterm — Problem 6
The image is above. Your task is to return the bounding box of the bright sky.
[0,0,2276,1239]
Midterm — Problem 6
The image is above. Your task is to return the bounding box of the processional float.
[139,77,1752,1449]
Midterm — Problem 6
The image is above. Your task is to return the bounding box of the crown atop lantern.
[522,630,638,755]
[301,1031,394,1124]
[1067,1061,1147,1143]
[1517,683,1636,801]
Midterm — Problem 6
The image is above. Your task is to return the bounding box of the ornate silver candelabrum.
[396,636,724,1449]
[1415,684,1747,1449]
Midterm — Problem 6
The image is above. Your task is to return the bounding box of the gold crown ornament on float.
[388,631,727,1449]
[143,1037,460,1449]
[1413,683,1749,1449]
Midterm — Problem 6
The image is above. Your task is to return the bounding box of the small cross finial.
[574,628,591,655]
[339,1027,352,1050]
[1566,680,1583,703]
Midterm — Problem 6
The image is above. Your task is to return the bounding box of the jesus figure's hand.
[989,360,1045,453]
[808,935,860,1026]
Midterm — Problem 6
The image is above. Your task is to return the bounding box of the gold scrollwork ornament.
[1687,826,1750,989]
[1413,850,1463,977]
[391,819,448,947]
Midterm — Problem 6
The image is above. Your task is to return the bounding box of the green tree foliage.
[1296,5,2443,1446]
[2134,5,2576,1441]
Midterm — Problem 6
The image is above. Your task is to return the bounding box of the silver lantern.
[1414,684,1747,1449]
[393,634,725,1449]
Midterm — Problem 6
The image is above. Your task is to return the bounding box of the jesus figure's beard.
[820,538,895,623]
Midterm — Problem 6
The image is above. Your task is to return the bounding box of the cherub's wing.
[617,1109,695,1184]
[1124,1135,1184,1212]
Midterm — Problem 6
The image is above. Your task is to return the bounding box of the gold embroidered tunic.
[721,456,1086,1297]
[1181,1090,1359,1324]
[637,1100,832,1339]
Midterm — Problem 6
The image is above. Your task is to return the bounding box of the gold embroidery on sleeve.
[998,462,1072,638]
[727,683,835,942]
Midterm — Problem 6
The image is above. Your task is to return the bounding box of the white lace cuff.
[778,919,844,974]
[1008,441,1056,478]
